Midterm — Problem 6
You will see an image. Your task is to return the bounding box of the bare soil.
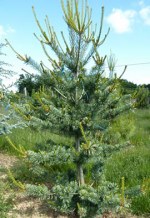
[0,152,17,168]
[0,153,73,218]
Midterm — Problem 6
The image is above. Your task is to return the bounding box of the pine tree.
[6,0,133,217]
[0,43,26,135]
[0,43,15,82]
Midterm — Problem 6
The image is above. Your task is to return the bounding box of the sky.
[0,0,150,88]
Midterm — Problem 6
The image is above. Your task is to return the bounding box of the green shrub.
[102,112,135,145]
[135,87,149,108]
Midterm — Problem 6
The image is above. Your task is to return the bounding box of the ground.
[0,153,73,218]
[0,153,148,218]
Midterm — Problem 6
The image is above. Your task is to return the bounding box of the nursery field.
[0,108,150,218]
[1,0,150,216]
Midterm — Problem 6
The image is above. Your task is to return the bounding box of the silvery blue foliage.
[27,145,73,166]
[0,109,27,135]
[0,43,25,135]
[25,184,50,200]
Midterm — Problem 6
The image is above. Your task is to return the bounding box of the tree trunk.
[75,136,85,186]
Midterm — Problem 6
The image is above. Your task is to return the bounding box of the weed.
[0,181,14,218]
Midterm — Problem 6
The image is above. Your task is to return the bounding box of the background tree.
[6,0,133,217]
[135,86,149,108]
[17,74,33,96]
[16,72,53,96]
[120,79,137,95]
[144,84,150,92]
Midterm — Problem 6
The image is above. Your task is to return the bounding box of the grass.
[105,146,150,188]
[105,109,150,186]
[0,127,73,155]
[131,192,150,215]
[104,108,150,215]
[130,109,150,147]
